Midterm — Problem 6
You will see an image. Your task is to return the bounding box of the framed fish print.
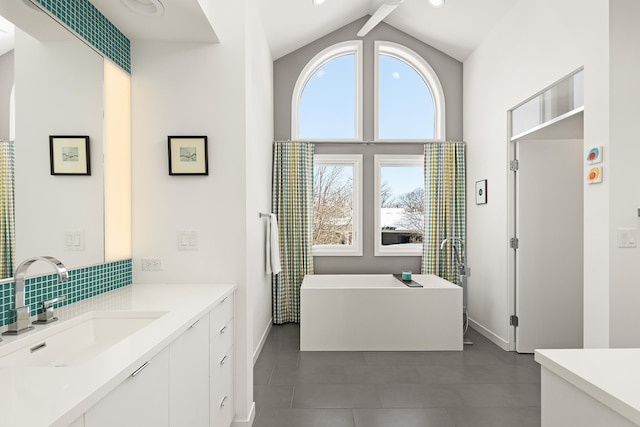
[168,136,209,176]
[49,135,91,176]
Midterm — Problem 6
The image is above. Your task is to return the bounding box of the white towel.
[266,214,282,275]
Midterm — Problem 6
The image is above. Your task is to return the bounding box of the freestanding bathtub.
[300,274,462,351]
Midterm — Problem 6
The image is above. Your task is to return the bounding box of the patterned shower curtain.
[421,142,466,284]
[271,141,314,324]
[0,140,15,278]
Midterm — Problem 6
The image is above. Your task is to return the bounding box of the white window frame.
[374,154,425,257]
[292,41,364,142]
[313,154,363,256]
[374,41,446,142]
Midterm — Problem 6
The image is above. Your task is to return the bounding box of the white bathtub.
[300,274,463,351]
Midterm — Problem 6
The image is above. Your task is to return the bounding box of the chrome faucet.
[3,256,69,336]
[440,237,467,276]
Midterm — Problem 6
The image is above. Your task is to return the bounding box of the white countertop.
[535,348,640,425]
[0,283,236,427]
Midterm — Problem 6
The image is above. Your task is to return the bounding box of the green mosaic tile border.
[0,259,132,327]
[34,0,131,73]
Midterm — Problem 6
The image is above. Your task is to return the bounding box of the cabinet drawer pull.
[219,325,227,334]
[219,355,228,365]
[189,319,201,329]
[220,395,228,407]
[131,361,150,377]
[30,342,47,353]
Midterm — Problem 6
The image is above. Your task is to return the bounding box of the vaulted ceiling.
[256,0,517,61]
[88,0,517,63]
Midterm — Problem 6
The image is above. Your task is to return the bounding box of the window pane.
[378,54,434,139]
[380,165,424,247]
[299,54,355,139]
[511,70,584,138]
[511,96,541,137]
[313,164,353,246]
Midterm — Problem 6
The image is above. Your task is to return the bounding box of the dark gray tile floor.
[253,325,540,427]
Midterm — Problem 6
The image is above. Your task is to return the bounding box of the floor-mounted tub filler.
[300,274,463,351]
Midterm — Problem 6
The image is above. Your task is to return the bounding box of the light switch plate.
[64,230,85,251]
[178,230,199,251]
[617,228,637,248]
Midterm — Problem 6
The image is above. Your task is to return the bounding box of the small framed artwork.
[49,135,91,175]
[168,136,208,176]
[475,179,487,205]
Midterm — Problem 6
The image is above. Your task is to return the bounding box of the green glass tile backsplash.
[0,259,132,327]
[33,0,131,73]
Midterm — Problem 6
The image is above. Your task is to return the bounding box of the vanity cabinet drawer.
[211,319,233,366]
[210,294,233,341]
[210,346,234,427]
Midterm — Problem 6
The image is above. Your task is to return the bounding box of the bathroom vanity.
[0,283,236,427]
[536,348,640,427]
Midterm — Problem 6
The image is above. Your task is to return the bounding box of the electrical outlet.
[141,257,163,271]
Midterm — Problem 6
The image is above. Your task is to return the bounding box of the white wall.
[245,1,274,361]
[608,0,640,347]
[464,0,610,348]
[14,29,105,273]
[131,0,273,424]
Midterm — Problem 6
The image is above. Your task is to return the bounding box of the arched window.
[376,41,445,141]
[292,41,363,141]
[292,40,445,142]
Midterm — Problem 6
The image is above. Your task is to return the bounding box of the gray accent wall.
[273,16,463,274]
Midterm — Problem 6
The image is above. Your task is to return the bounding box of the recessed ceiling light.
[429,0,445,8]
[121,0,165,17]
[312,0,326,5]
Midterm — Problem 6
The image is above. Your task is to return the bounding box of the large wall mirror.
[0,1,106,278]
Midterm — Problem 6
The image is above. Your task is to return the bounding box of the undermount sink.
[0,311,167,367]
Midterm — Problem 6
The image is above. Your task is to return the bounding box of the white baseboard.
[253,318,272,365]
[469,318,512,351]
[232,402,256,427]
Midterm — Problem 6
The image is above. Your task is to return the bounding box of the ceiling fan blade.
[357,0,404,37]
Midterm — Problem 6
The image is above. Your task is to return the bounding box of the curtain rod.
[275,140,465,145]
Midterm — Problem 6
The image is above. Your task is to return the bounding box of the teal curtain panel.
[0,140,15,278]
[271,141,315,324]
[422,142,466,284]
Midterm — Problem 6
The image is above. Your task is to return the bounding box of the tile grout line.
[290,384,296,409]
[266,365,275,385]
[442,406,459,427]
